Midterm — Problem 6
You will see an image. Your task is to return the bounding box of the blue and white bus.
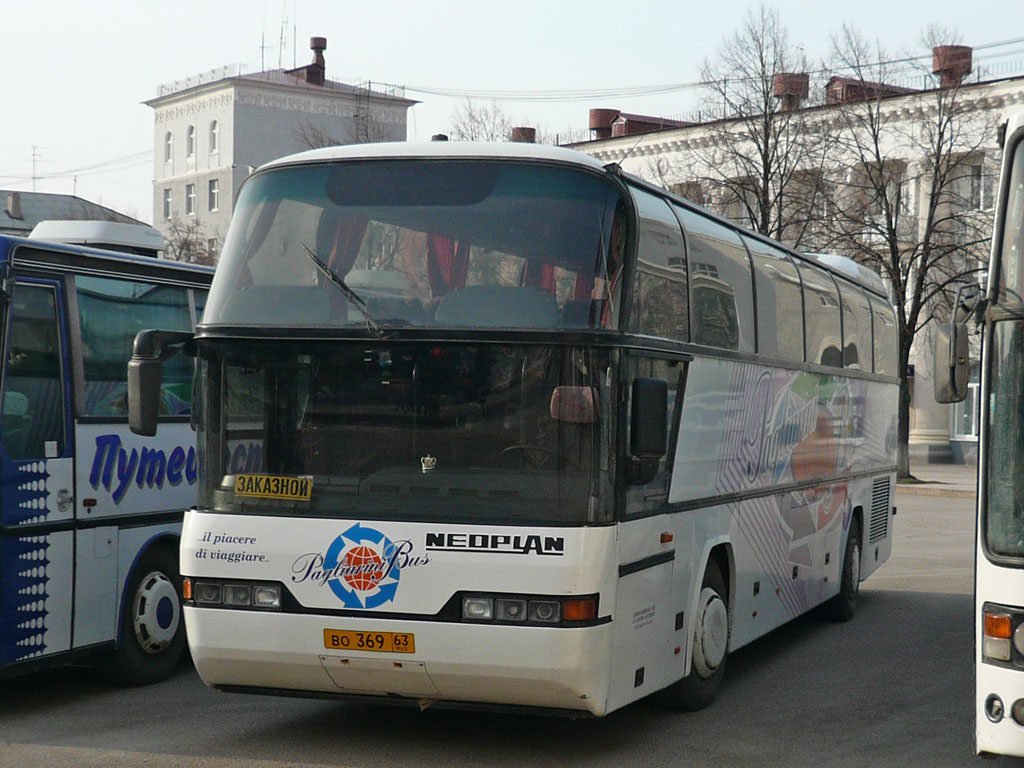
[0,235,212,684]
[131,142,898,714]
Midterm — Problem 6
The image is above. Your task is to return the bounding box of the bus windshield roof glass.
[201,340,613,525]
[203,160,628,330]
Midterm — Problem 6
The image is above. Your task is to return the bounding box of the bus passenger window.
[798,263,842,367]
[675,207,755,352]
[744,236,804,362]
[629,189,687,341]
[76,276,193,417]
[1,285,64,460]
[837,279,873,369]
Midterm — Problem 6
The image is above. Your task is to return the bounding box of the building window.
[164,132,173,163]
[162,188,172,219]
[953,159,994,212]
[208,179,219,212]
[951,362,981,439]
[210,120,219,154]
[187,125,196,158]
[185,184,196,216]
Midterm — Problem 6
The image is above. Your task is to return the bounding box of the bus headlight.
[193,581,223,605]
[528,600,561,623]
[184,579,283,611]
[253,585,282,609]
[224,584,252,606]
[458,593,598,627]
[462,597,494,620]
[495,599,527,622]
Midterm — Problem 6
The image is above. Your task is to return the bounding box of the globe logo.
[323,524,402,609]
[341,545,385,592]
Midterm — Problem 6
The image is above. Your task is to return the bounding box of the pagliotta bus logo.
[291,523,429,609]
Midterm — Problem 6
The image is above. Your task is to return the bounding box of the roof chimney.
[589,108,620,140]
[431,133,449,142]
[307,37,327,86]
[774,73,809,112]
[933,45,972,88]
[6,192,22,220]
[510,126,536,143]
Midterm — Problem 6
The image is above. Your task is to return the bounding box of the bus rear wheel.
[105,545,186,685]
[820,518,861,622]
[654,560,728,711]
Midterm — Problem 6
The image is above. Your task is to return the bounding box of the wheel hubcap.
[693,586,728,678]
[849,542,861,596]
[132,571,180,654]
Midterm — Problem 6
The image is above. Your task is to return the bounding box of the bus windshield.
[199,340,614,525]
[203,160,627,330]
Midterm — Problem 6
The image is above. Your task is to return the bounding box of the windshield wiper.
[300,242,387,338]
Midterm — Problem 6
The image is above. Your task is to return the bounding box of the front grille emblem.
[421,454,437,473]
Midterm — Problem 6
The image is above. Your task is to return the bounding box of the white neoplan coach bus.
[129,142,898,715]
[938,108,1024,757]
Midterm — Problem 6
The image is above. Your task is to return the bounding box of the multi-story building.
[569,49,1024,464]
[146,37,416,260]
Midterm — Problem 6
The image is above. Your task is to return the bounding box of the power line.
[404,36,1024,103]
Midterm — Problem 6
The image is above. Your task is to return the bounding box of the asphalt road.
[1,490,1017,768]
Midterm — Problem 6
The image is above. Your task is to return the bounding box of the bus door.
[608,353,689,709]
[0,278,75,666]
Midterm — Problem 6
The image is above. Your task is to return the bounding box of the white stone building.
[145,37,417,260]
[570,58,1024,464]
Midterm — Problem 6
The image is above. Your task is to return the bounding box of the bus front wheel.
[105,545,187,685]
[654,560,728,711]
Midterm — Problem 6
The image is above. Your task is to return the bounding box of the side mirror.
[934,322,969,404]
[128,329,194,436]
[628,377,668,485]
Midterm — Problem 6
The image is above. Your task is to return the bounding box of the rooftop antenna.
[278,0,288,69]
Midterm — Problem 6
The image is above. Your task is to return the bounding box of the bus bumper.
[185,606,613,715]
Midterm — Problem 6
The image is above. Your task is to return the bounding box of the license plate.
[323,629,416,653]
[234,474,312,501]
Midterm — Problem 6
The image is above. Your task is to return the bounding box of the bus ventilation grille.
[869,477,890,544]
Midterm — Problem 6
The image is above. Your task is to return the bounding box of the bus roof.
[258,141,609,174]
[29,220,165,255]
[0,234,214,281]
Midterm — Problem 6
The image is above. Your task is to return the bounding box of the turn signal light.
[984,611,1013,662]
[563,598,597,622]
[985,613,1012,639]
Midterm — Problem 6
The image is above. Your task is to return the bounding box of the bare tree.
[448,99,514,142]
[819,25,997,477]
[294,120,343,149]
[164,217,217,266]
[672,4,831,248]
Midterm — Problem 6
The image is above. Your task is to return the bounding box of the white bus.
[130,142,898,715]
[0,235,212,684]
[940,109,1024,757]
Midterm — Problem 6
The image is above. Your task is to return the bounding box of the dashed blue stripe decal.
[0,535,50,664]
[2,457,52,527]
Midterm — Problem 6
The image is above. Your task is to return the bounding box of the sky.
[0,0,1018,225]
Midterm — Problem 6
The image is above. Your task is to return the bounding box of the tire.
[655,560,729,711]
[821,518,861,622]
[105,545,186,685]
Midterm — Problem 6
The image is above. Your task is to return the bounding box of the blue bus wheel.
[105,546,187,685]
